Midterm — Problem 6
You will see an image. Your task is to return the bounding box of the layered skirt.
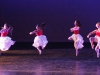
[0,36,15,51]
[68,34,84,49]
[32,35,48,49]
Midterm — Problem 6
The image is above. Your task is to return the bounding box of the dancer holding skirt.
[68,20,84,56]
[29,23,48,55]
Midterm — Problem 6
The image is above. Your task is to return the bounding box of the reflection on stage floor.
[0,48,100,75]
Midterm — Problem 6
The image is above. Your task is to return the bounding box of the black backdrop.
[0,0,100,42]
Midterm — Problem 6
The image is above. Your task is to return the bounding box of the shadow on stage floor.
[10,42,91,50]
[0,42,100,75]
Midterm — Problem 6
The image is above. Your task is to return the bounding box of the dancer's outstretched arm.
[87,30,96,38]
[29,30,37,35]
[70,27,79,32]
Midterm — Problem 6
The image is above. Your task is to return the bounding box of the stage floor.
[0,48,100,75]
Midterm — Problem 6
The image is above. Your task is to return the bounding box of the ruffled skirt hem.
[32,35,48,49]
[0,36,15,51]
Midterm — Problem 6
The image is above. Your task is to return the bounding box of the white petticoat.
[32,35,48,49]
[0,36,15,51]
[68,34,84,49]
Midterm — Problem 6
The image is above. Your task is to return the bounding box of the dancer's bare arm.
[87,30,96,38]
[29,30,37,35]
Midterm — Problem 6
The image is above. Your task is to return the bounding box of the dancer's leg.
[36,46,42,55]
[74,42,79,56]
[95,46,99,58]
[75,49,78,56]
[89,37,95,49]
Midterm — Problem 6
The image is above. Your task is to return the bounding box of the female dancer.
[0,23,15,52]
[68,20,84,56]
[29,23,48,55]
[87,22,100,58]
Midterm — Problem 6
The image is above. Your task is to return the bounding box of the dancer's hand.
[29,32,33,35]
[70,28,73,32]
[87,35,89,38]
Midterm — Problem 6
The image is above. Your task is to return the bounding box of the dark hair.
[4,23,8,27]
[8,25,13,37]
[40,22,47,28]
[75,20,81,27]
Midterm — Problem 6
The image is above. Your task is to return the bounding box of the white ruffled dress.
[68,34,84,49]
[0,36,15,51]
[33,35,48,49]
[68,27,84,49]
[0,29,15,51]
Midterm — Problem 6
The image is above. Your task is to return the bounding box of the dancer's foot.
[96,49,99,58]
[76,54,78,56]
[42,45,46,49]
[91,44,94,49]
[37,47,42,55]
[38,50,42,55]
[42,46,45,49]
[97,52,99,58]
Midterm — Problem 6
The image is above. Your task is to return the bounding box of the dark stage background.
[0,0,100,42]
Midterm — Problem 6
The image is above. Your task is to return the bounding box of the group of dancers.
[68,20,100,58]
[0,20,100,58]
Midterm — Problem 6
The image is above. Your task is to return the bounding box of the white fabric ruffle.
[68,34,84,49]
[32,35,48,49]
[0,36,15,51]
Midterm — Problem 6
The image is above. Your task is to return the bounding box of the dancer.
[68,20,84,56]
[87,22,100,58]
[29,23,48,55]
[0,23,15,52]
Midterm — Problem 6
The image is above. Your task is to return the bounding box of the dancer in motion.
[87,22,100,58]
[29,23,48,55]
[68,20,84,56]
[0,23,15,52]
